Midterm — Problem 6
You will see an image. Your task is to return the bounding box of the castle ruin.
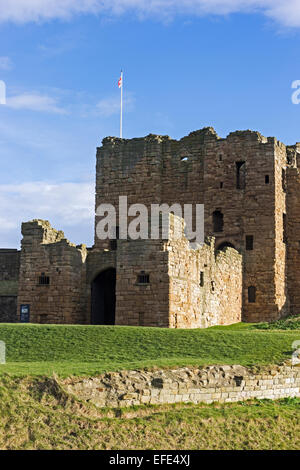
[1,126,299,327]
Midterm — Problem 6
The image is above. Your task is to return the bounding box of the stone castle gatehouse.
[1,126,299,327]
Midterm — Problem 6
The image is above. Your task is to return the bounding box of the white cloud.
[0,0,299,28]
[0,56,13,71]
[96,92,135,117]
[6,92,67,114]
[0,181,94,247]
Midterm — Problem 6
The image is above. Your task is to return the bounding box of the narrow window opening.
[219,154,223,162]
[200,271,204,287]
[236,161,246,190]
[138,271,150,284]
[265,175,270,184]
[220,182,223,189]
[246,235,254,251]
[39,273,50,285]
[211,281,215,292]
[110,226,119,251]
[283,213,287,244]
[139,312,145,326]
[282,169,287,192]
[248,286,256,303]
[213,210,224,232]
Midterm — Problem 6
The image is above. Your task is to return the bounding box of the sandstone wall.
[274,142,289,318]
[111,214,242,329]
[0,249,20,322]
[95,128,289,324]
[287,167,300,316]
[204,131,287,322]
[167,217,242,328]
[17,220,88,324]
[116,238,170,327]
[63,364,300,408]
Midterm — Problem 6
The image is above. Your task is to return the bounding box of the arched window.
[213,211,224,232]
[248,286,256,303]
[217,241,235,252]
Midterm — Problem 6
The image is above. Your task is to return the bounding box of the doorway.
[91,268,116,325]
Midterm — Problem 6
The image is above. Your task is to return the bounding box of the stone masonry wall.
[0,249,20,322]
[63,364,300,408]
[167,216,242,328]
[287,167,300,316]
[95,128,289,324]
[112,214,242,328]
[116,238,170,327]
[17,220,88,324]
[204,131,287,322]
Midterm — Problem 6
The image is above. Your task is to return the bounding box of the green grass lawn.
[0,322,299,376]
[0,320,299,450]
[0,374,299,450]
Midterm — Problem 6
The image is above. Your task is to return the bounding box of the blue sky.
[1,0,300,248]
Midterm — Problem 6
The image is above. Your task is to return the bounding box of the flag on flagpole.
[118,74,123,88]
[118,71,123,138]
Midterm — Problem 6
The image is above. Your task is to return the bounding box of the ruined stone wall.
[274,142,289,318]
[113,214,242,328]
[167,216,242,328]
[95,128,284,325]
[203,131,285,322]
[0,249,20,322]
[159,129,215,208]
[287,167,300,316]
[95,136,165,250]
[115,238,170,327]
[17,220,88,324]
[94,129,216,251]
[63,364,300,408]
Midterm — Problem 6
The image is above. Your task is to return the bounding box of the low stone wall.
[63,365,300,408]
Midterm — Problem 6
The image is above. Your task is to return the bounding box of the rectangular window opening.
[39,274,50,285]
[109,226,119,251]
[282,169,287,192]
[248,286,256,303]
[283,213,287,244]
[236,161,246,190]
[138,272,150,284]
[246,235,254,251]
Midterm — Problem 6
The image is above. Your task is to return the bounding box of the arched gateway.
[91,268,116,325]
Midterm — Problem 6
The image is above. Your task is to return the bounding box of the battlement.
[101,126,294,147]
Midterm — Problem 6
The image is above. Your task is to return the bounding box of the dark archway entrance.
[91,268,116,325]
[217,241,235,252]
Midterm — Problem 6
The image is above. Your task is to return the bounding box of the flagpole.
[120,70,123,138]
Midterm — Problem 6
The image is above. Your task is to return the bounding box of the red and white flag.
[118,71,123,138]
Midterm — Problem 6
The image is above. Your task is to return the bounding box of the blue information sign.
[20,304,30,323]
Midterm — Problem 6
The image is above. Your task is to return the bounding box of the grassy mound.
[0,375,299,450]
[255,316,300,330]
[0,323,299,376]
